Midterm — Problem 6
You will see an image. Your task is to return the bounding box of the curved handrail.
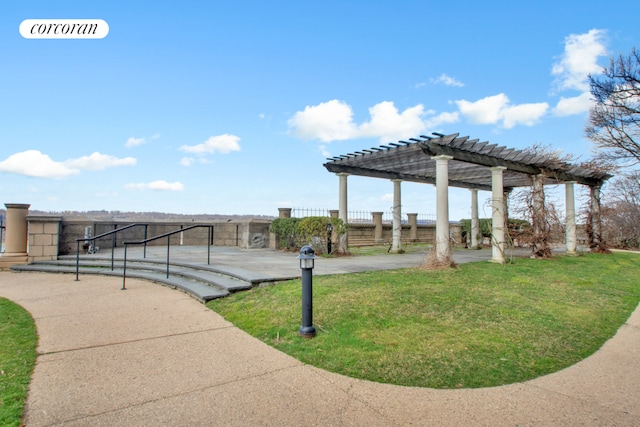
[121,224,213,290]
[75,223,149,281]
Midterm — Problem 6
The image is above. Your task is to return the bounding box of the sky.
[1,1,638,221]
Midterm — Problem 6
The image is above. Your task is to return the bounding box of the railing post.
[207,225,212,265]
[111,227,116,271]
[143,225,148,258]
[121,244,128,290]
[166,236,171,278]
[75,240,80,281]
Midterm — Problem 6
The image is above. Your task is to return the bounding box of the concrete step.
[11,261,245,302]
[33,259,253,293]
[58,255,279,287]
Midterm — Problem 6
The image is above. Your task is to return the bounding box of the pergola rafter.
[323,132,611,189]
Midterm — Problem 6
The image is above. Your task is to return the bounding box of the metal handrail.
[75,223,149,281]
[0,218,4,253]
[121,224,213,290]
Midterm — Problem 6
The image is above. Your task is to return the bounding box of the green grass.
[208,253,640,388]
[0,298,38,427]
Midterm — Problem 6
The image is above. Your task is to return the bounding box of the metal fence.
[290,208,435,224]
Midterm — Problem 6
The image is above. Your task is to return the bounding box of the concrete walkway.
[1,249,639,426]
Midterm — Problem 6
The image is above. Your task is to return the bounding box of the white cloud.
[125,136,146,148]
[553,91,593,116]
[455,93,548,128]
[125,180,184,191]
[288,100,357,142]
[289,99,457,143]
[65,152,137,170]
[424,111,460,129]
[0,150,78,178]
[381,193,393,202]
[358,102,428,142]
[430,73,464,87]
[179,134,241,154]
[552,29,607,92]
[180,157,195,167]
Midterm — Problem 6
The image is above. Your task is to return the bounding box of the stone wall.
[57,219,272,255]
[347,223,458,247]
[27,215,62,263]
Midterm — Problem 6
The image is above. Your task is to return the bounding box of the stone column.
[470,189,480,249]
[433,155,453,263]
[490,167,506,263]
[407,213,418,241]
[278,208,292,219]
[338,173,349,253]
[372,212,384,243]
[0,203,30,268]
[390,179,403,253]
[565,181,577,255]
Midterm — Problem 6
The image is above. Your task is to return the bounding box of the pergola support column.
[390,179,402,253]
[337,173,349,253]
[565,182,577,255]
[433,155,453,264]
[470,189,480,249]
[490,167,507,264]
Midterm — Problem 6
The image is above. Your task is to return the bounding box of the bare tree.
[586,48,640,165]
[601,172,640,248]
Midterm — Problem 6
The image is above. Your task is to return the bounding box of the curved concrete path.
[1,267,639,426]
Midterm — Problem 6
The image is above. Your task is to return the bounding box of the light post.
[298,245,316,338]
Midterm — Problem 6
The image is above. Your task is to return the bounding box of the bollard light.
[298,245,316,338]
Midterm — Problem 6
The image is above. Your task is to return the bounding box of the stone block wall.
[57,219,273,256]
[27,216,62,262]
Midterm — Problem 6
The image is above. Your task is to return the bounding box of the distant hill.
[0,209,274,222]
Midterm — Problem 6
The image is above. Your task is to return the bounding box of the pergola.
[323,133,611,262]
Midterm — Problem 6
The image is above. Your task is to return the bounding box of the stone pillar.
[470,189,480,249]
[565,181,577,255]
[372,212,384,243]
[490,167,506,263]
[278,208,292,219]
[338,173,349,253]
[0,203,30,269]
[407,213,418,241]
[390,179,403,253]
[433,155,453,263]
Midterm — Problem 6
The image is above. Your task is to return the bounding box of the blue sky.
[1,1,638,220]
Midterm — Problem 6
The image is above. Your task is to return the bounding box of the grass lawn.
[0,298,37,427]
[208,252,640,389]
